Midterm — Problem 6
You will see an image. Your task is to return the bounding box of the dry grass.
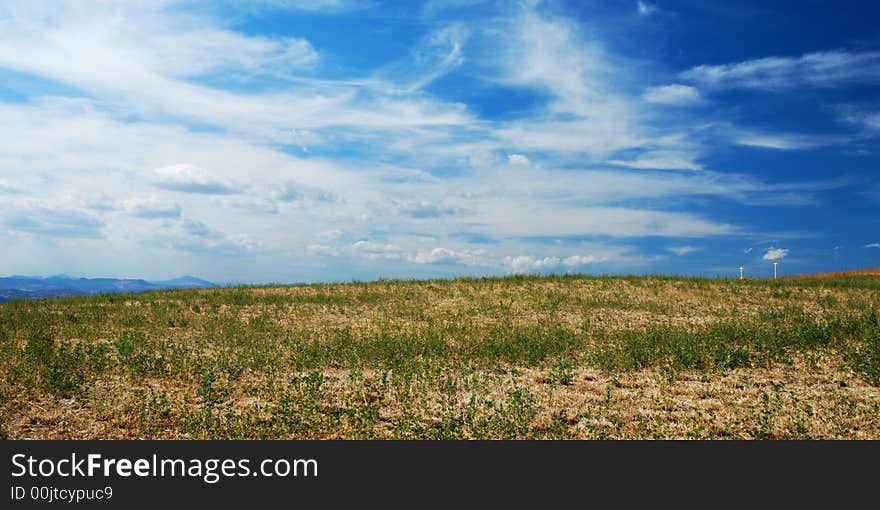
[786,268,880,279]
[1,274,879,439]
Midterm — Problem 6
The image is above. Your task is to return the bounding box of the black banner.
[2,441,877,507]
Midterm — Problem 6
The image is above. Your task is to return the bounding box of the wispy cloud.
[0,1,470,145]
[728,129,852,150]
[642,84,703,105]
[636,1,656,17]
[607,151,703,170]
[246,0,372,12]
[668,246,699,256]
[681,50,880,90]
[377,24,468,92]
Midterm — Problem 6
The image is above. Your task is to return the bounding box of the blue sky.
[0,0,878,282]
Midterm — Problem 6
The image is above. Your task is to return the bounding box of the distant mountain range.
[0,275,215,302]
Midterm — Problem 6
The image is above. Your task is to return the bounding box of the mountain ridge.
[0,275,215,302]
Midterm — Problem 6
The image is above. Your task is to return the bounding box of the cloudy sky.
[1,0,879,282]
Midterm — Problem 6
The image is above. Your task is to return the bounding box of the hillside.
[1,274,878,439]
[787,268,880,279]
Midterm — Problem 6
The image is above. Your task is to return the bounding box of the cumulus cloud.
[410,247,487,266]
[503,253,606,274]
[504,256,560,274]
[153,164,239,195]
[763,247,789,261]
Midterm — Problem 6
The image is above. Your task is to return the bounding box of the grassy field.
[1,273,879,439]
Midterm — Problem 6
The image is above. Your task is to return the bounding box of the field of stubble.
[1,274,879,439]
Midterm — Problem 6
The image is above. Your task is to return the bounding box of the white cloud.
[507,154,530,166]
[840,110,880,133]
[860,113,880,131]
[763,247,789,261]
[410,247,487,266]
[607,151,703,171]
[730,130,835,150]
[156,218,259,256]
[503,255,561,274]
[249,0,368,12]
[562,254,606,266]
[0,200,104,238]
[124,197,182,219]
[153,164,239,195]
[642,84,702,105]
[682,50,880,90]
[461,204,733,238]
[307,244,340,256]
[0,1,471,146]
[865,243,880,249]
[352,240,403,260]
[422,0,490,15]
[744,247,753,254]
[394,200,458,218]
[0,90,840,282]
[0,1,849,283]
[668,246,699,256]
[319,229,345,240]
[493,119,646,156]
[494,9,642,149]
[0,179,23,194]
[637,1,656,16]
[378,24,468,92]
[503,253,608,273]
